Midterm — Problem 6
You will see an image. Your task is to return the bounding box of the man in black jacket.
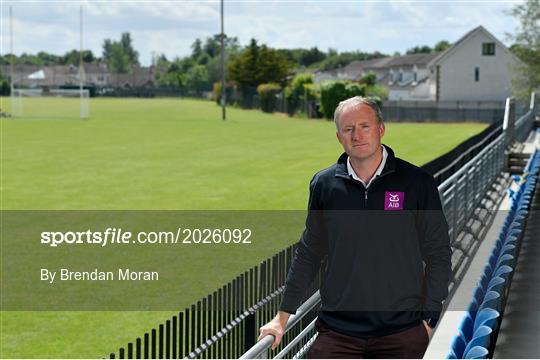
[259,96,452,358]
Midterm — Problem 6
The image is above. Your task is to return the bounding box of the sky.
[0,1,521,66]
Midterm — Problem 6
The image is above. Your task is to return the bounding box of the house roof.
[428,25,522,67]
[343,58,387,73]
[327,52,441,78]
[383,52,440,68]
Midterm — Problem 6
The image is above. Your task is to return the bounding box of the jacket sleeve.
[417,174,452,323]
[279,175,328,314]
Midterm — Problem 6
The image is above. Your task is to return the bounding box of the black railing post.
[243,312,257,352]
[166,320,171,359]
[172,316,177,359]
[151,328,156,359]
[159,324,164,359]
[136,338,141,359]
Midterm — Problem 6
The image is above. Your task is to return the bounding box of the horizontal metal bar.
[274,318,316,359]
[239,291,321,359]
[439,134,504,191]
[433,125,502,179]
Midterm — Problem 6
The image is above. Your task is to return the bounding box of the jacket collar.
[335,144,397,180]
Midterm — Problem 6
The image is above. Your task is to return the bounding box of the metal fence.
[108,246,323,359]
[381,100,531,124]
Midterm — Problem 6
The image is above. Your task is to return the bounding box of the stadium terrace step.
[508,153,532,174]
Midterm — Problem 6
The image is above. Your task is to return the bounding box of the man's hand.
[422,320,434,339]
[258,311,290,350]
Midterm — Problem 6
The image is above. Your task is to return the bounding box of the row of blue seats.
[447,143,540,359]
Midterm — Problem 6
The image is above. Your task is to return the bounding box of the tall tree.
[203,34,239,58]
[120,32,139,65]
[434,40,451,52]
[406,45,432,54]
[102,32,139,73]
[191,39,203,59]
[300,47,326,66]
[228,39,291,89]
[508,0,540,100]
[185,65,209,95]
[62,49,95,65]
[109,43,131,74]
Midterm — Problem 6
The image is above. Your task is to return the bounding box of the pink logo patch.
[384,191,404,210]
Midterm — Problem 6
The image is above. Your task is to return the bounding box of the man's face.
[336,104,385,162]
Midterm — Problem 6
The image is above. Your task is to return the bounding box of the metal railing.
[241,93,538,359]
[239,292,321,359]
[513,92,537,143]
[439,131,505,246]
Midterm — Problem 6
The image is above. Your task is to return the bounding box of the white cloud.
[0,1,519,65]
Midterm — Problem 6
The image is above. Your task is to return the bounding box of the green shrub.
[320,81,347,119]
[345,82,366,98]
[360,72,377,86]
[365,84,388,101]
[303,83,320,101]
[320,80,387,120]
[212,82,235,105]
[0,79,10,96]
[256,83,281,113]
[212,82,221,104]
[284,73,313,115]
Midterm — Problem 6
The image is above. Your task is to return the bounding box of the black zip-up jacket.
[280,145,452,338]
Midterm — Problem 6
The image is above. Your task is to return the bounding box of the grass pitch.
[1,97,487,358]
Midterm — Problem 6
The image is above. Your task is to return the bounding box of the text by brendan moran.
[41,268,159,284]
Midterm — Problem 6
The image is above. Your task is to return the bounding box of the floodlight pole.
[79,3,83,117]
[9,5,14,108]
[220,0,226,120]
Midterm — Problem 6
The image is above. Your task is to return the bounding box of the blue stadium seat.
[487,276,506,295]
[460,312,475,341]
[449,332,468,358]
[495,254,514,269]
[480,273,490,292]
[473,309,499,332]
[473,285,485,304]
[505,229,520,242]
[493,265,513,282]
[479,291,501,311]
[467,297,479,317]
[464,346,489,359]
[500,244,516,257]
[488,252,498,272]
[463,326,493,356]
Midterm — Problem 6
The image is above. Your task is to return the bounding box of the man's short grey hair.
[334,96,384,130]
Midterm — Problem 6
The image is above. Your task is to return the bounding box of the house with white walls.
[428,26,521,102]
[313,26,522,102]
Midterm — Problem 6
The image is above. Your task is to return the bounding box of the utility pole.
[10,5,14,111]
[220,0,226,120]
[80,4,84,118]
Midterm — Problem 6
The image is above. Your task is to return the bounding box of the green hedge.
[320,80,366,119]
[256,83,282,113]
[284,73,313,115]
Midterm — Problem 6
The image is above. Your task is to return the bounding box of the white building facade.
[429,26,521,102]
[313,26,521,102]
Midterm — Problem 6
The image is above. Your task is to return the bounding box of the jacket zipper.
[364,188,368,206]
[339,169,395,207]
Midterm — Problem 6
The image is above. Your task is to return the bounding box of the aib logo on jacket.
[384,191,404,210]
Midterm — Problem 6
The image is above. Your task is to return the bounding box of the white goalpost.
[11,88,90,119]
[9,4,90,120]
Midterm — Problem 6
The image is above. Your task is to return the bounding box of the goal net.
[11,88,90,119]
